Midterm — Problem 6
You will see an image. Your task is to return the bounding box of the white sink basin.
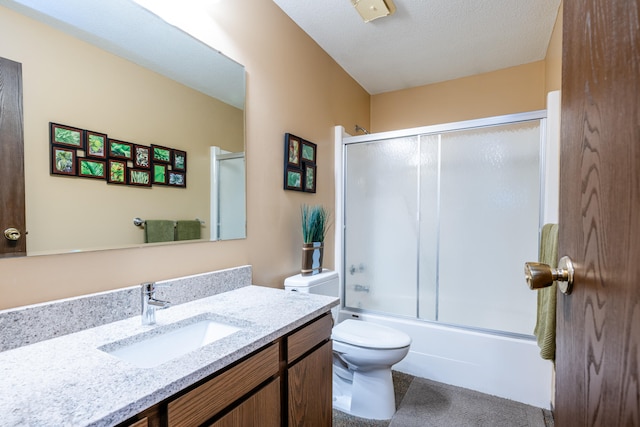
[103,318,241,368]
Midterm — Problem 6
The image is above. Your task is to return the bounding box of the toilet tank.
[284,269,339,297]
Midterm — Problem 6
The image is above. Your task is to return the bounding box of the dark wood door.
[556,1,640,425]
[0,56,26,257]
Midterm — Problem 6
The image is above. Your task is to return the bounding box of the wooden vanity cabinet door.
[288,340,332,427]
[126,418,148,427]
[209,378,280,427]
[167,343,279,427]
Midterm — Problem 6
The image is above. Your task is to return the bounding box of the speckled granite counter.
[0,285,338,426]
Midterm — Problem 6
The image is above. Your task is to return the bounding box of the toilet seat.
[332,319,411,349]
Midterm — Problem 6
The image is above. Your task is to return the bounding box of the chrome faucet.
[141,282,171,325]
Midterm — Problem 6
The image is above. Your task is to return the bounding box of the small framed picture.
[50,123,84,149]
[304,163,316,193]
[77,158,106,179]
[173,150,187,171]
[108,159,127,184]
[153,163,168,185]
[51,146,77,176]
[109,139,133,160]
[85,130,108,159]
[168,171,186,187]
[134,145,151,168]
[285,133,301,167]
[128,168,151,187]
[152,145,172,163]
[301,140,317,164]
[285,167,303,191]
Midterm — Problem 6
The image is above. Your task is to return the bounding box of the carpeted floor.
[333,371,554,427]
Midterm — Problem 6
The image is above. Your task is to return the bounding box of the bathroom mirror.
[0,0,246,256]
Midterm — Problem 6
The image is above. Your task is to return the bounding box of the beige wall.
[0,1,370,309]
[370,61,546,133]
[0,1,560,310]
[0,7,244,254]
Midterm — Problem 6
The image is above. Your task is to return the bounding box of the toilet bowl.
[284,270,412,420]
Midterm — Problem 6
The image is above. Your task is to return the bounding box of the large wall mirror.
[0,0,246,256]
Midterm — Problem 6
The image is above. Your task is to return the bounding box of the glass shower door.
[343,136,419,317]
[433,121,541,334]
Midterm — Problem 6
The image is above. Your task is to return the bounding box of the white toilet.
[284,269,411,420]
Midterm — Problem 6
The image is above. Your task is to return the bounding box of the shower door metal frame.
[336,109,549,339]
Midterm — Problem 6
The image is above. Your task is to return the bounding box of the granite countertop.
[0,285,338,427]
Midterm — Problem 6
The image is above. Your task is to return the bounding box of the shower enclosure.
[341,111,545,337]
[210,147,246,240]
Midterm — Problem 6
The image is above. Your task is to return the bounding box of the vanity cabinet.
[117,312,332,427]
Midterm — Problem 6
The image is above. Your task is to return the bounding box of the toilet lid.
[332,319,411,349]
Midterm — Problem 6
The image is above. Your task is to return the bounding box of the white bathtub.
[337,308,553,409]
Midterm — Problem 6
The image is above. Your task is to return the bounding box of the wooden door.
[0,56,26,257]
[556,1,640,425]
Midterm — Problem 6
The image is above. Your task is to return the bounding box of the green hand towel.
[175,220,201,241]
[144,220,175,243]
[534,223,559,361]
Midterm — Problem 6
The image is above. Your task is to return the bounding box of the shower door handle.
[524,256,575,295]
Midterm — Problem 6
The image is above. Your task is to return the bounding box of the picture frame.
[77,158,106,179]
[285,167,303,191]
[127,168,151,187]
[50,123,84,149]
[51,146,77,176]
[85,130,108,159]
[109,139,133,160]
[133,145,151,168]
[285,133,301,167]
[173,150,187,171]
[108,159,127,184]
[301,140,317,164]
[151,145,172,163]
[304,163,316,193]
[153,163,168,185]
[168,171,186,187]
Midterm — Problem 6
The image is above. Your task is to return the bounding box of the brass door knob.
[4,227,21,241]
[524,256,575,295]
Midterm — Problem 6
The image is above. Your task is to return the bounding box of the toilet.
[284,269,411,420]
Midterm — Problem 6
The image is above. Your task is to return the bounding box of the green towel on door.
[144,220,175,243]
[175,220,201,241]
[534,223,559,361]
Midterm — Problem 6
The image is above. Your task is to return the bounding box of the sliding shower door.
[429,122,541,334]
[344,136,419,317]
[343,116,543,336]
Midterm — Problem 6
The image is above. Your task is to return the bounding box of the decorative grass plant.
[301,204,330,243]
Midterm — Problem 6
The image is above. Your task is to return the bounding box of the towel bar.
[133,218,205,227]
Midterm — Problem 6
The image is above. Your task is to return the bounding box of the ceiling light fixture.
[351,0,396,23]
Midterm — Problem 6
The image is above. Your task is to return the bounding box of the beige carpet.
[333,372,554,427]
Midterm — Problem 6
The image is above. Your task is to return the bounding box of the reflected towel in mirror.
[144,220,175,243]
[175,220,201,241]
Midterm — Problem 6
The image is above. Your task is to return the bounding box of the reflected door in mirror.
[0,56,26,257]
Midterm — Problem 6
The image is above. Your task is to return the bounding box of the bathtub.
[337,308,553,409]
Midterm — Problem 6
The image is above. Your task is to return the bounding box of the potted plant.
[301,204,330,275]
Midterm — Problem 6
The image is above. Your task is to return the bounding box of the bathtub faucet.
[353,284,370,293]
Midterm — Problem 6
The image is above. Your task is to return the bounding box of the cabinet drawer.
[168,343,280,427]
[287,313,332,363]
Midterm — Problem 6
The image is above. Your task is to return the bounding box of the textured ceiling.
[272,0,561,95]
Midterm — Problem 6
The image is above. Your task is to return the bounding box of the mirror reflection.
[0,0,246,256]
